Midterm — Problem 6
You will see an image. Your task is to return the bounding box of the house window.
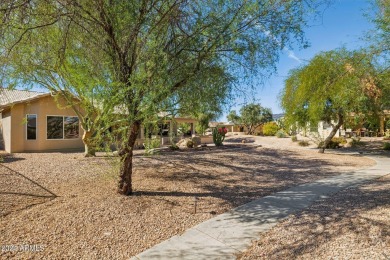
[26,114,37,140]
[47,116,79,139]
[64,117,79,139]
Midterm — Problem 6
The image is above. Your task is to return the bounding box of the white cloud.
[284,48,302,63]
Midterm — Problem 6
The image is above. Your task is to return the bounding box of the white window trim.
[46,115,80,140]
[26,114,37,141]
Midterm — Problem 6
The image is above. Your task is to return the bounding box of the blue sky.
[222,0,377,121]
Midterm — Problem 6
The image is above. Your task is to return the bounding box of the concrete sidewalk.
[132,156,390,260]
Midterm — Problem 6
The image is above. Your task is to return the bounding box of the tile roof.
[0,88,50,107]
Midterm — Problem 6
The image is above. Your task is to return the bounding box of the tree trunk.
[319,113,344,153]
[82,130,96,157]
[118,120,141,196]
[246,125,253,135]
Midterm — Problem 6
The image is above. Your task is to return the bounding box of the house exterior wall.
[1,110,11,152]
[6,95,84,153]
[0,112,3,150]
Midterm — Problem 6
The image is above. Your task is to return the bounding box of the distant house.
[208,121,261,135]
[298,111,390,139]
[209,114,284,135]
[0,88,84,153]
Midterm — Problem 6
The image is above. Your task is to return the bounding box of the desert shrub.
[318,137,346,149]
[318,140,339,149]
[144,138,161,155]
[383,142,390,150]
[298,140,310,146]
[186,140,194,148]
[384,130,390,140]
[192,136,201,146]
[275,130,287,138]
[262,122,279,136]
[332,137,347,145]
[169,144,179,150]
[291,135,298,142]
[351,137,362,147]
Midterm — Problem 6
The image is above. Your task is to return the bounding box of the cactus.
[212,127,227,146]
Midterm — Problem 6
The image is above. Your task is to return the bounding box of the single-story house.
[0,88,84,153]
[0,88,199,153]
[298,111,390,139]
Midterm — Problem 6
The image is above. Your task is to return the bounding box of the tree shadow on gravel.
[135,146,363,208]
[0,164,57,217]
[239,175,390,259]
[0,154,25,163]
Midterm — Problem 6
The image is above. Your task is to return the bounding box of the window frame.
[26,114,37,141]
[46,115,80,140]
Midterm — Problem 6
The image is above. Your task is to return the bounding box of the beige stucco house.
[0,88,201,153]
[0,89,84,153]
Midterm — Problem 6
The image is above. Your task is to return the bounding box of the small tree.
[281,48,382,153]
[227,103,273,135]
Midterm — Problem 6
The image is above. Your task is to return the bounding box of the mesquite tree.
[281,48,382,153]
[227,103,273,135]
[1,0,326,195]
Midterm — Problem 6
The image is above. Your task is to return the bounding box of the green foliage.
[212,127,227,146]
[144,138,161,155]
[351,137,363,147]
[384,130,390,140]
[298,140,310,146]
[186,140,194,148]
[195,113,218,135]
[291,135,298,142]
[318,139,341,149]
[275,130,287,138]
[191,136,201,147]
[169,144,180,151]
[280,48,384,151]
[383,142,390,150]
[262,122,279,136]
[332,137,347,145]
[227,103,272,135]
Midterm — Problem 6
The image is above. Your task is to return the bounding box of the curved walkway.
[131,155,390,260]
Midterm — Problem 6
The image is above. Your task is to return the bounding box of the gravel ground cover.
[0,137,378,259]
[239,174,390,260]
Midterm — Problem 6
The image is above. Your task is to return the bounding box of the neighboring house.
[208,121,262,135]
[298,111,390,139]
[0,88,84,153]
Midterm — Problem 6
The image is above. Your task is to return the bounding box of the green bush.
[291,135,298,142]
[332,137,347,145]
[275,130,287,138]
[262,122,279,136]
[144,138,161,155]
[192,136,201,146]
[383,142,390,150]
[351,137,362,147]
[298,140,310,146]
[318,140,339,149]
[169,144,179,150]
[186,140,194,148]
